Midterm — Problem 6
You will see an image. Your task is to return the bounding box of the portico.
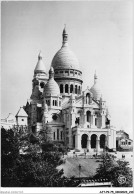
[72,127,107,152]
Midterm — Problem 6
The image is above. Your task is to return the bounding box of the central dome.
[51,26,80,71]
[51,46,80,70]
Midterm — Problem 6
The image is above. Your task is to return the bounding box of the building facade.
[116,130,133,151]
[24,27,116,152]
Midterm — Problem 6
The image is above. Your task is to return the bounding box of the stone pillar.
[68,83,70,95]
[75,133,81,150]
[63,84,65,95]
[84,113,87,123]
[96,139,100,152]
[105,136,108,148]
[91,113,93,127]
[87,139,91,152]
[57,97,59,107]
[101,114,105,128]
[50,96,52,108]
[92,115,95,127]
[73,83,75,94]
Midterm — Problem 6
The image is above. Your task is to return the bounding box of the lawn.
[57,157,101,178]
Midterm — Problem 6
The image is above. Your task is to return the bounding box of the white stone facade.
[24,27,116,152]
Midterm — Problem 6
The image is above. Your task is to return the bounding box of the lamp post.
[78,164,81,178]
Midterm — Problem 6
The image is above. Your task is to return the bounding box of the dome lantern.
[94,70,98,84]
[34,51,47,74]
[49,67,54,79]
[62,24,68,47]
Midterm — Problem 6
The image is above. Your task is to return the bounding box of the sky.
[1,1,133,137]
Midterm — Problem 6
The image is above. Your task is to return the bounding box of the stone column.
[87,139,91,152]
[91,113,93,127]
[68,83,70,95]
[84,113,87,124]
[50,96,52,108]
[57,97,59,107]
[75,133,81,150]
[63,84,65,95]
[96,139,100,152]
[73,83,75,94]
[105,136,108,148]
[92,115,95,127]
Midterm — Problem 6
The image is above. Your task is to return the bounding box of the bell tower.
[31,52,48,100]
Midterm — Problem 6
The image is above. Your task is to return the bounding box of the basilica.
[24,27,116,152]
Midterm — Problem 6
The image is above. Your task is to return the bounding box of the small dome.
[44,68,60,96]
[90,72,101,100]
[44,79,60,96]
[90,84,101,100]
[34,52,47,74]
[51,46,80,70]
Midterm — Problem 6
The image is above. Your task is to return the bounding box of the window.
[55,100,57,106]
[75,85,77,94]
[52,114,58,120]
[57,129,59,140]
[55,71,58,74]
[61,131,63,140]
[65,71,68,73]
[40,82,45,88]
[75,72,77,74]
[95,118,97,126]
[65,84,68,93]
[60,84,63,93]
[128,142,131,145]
[86,93,90,104]
[60,71,63,73]
[53,100,54,106]
[70,84,73,93]
[22,119,24,121]
[53,132,55,140]
[59,101,61,106]
[70,71,73,74]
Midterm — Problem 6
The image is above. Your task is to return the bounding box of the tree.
[94,153,133,187]
[1,127,79,187]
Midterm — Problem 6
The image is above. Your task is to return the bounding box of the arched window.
[86,111,91,122]
[100,134,106,148]
[91,134,97,148]
[65,84,68,93]
[86,93,90,104]
[70,84,73,93]
[60,84,63,93]
[75,85,77,94]
[81,134,88,148]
